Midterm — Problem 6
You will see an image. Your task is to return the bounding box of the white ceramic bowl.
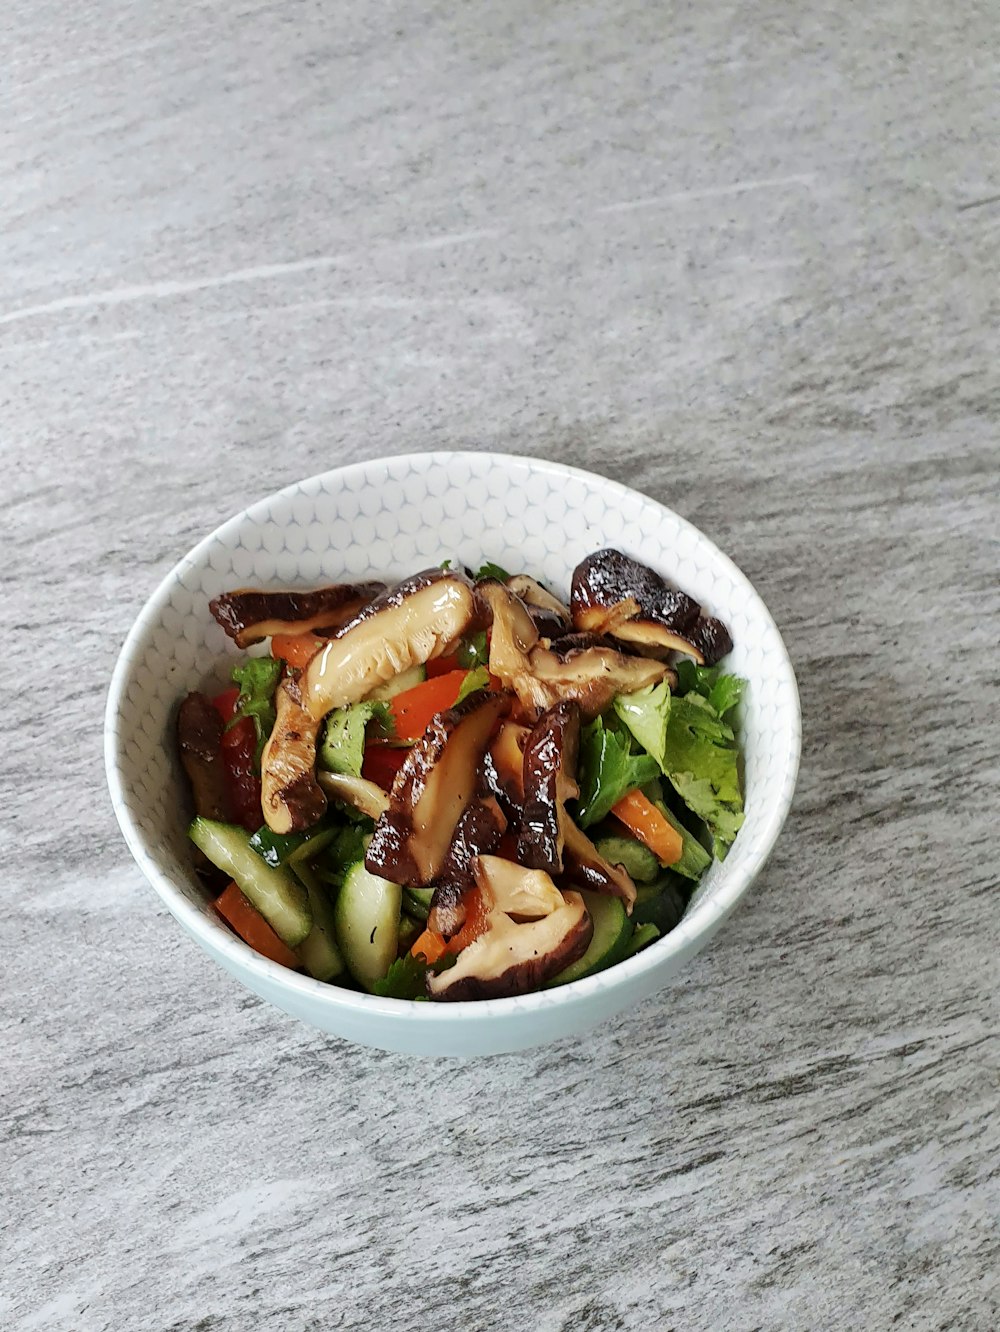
[105,452,800,1056]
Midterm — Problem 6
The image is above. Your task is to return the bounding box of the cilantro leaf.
[229,657,283,767]
[474,561,510,582]
[575,715,659,828]
[319,701,392,778]
[373,953,429,999]
[674,660,746,720]
[660,696,744,858]
[456,630,489,669]
[613,680,672,768]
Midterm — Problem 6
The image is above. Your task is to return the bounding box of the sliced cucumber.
[296,880,345,981]
[546,890,632,987]
[333,861,402,991]
[250,824,336,868]
[624,922,661,958]
[403,886,434,921]
[633,876,687,933]
[594,834,660,883]
[366,663,427,701]
[190,817,312,947]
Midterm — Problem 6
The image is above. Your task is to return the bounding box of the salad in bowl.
[178,549,746,1003]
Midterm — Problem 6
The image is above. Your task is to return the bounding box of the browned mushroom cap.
[365,689,511,886]
[260,675,328,833]
[506,575,572,639]
[426,886,592,1001]
[426,792,509,933]
[302,570,477,720]
[517,701,580,874]
[562,820,637,913]
[209,582,385,649]
[482,580,669,721]
[177,692,229,820]
[571,549,731,664]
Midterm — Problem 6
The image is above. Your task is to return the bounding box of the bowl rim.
[105,450,801,1023]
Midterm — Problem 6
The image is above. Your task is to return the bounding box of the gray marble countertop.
[4,2,998,1328]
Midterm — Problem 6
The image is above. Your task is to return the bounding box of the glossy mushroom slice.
[427,885,592,1001]
[482,720,531,819]
[177,692,230,821]
[316,771,389,820]
[506,574,572,640]
[260,676,328,834]
[210,582,385,649]
[303,570,477,720]
[517,701,580,874]
[572,549,731,664]
[473,855,565,919]
[519,635,670,721]
[562,819,637,913]
[426,792,509,934]
[481,581,668,721]
[365,689,511,887]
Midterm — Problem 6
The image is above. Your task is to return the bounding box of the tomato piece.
[361,744,409,791]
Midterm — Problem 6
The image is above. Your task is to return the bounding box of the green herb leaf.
[675,660,746,720]
[228,657,283,767]
[575,715,659,828]
[456,630,489,669]
[660,695,744,858]
[373,953,429,999]
[613,680,672,768]
[474,561,511,583]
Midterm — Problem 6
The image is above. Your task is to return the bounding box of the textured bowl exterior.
[105,453,800,1056]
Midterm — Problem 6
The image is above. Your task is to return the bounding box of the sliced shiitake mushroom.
[506,574,572,639]
[517,701,580,874]
[210,582,385,649]
[473,855,564,920]
[571,549,732,666]
[426,884,592,1001]
[426,791,510,933]
[303,570,477,720]
[482,720,531,817]
[365,689,510,886]
[482,581,669,721]
[177,692,229,820]
[316,770,389,820]
[562,819,637,913]
[260,675,327,834]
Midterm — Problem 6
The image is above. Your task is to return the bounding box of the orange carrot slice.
[611,790,683,866]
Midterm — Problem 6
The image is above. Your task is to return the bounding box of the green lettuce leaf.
[613,680,672,768]
[229,657,283,767]
[575,716,659,828]
[319,702,392,778]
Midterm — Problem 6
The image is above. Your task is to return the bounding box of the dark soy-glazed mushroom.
[517,701,580,875]
[506,575,572,640]
[210,582,385,649]
[482,720,531,820]
[562,820,637,912]
[426,884,592,1001]
[571,549,733,666]
[481,581,669,720]
[365,689,510,887]
[177,693,229,820]
[303,570,477,719]
[260,675,327,834]
[426,792,509,935]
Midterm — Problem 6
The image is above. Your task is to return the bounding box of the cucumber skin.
[334,861,402,992]
[594,834,660,883]
[366,664,427,701]
[296,882,345,981]
[189,817,312,947]
[546,891,632,987]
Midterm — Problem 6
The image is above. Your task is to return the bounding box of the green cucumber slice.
[623,922,661,958]
[546,891,632,987]
[189,817,312,947]
[594,834,660,883]
[403,886,434,921]
[366,664,427,701]
[334,861,402,991]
